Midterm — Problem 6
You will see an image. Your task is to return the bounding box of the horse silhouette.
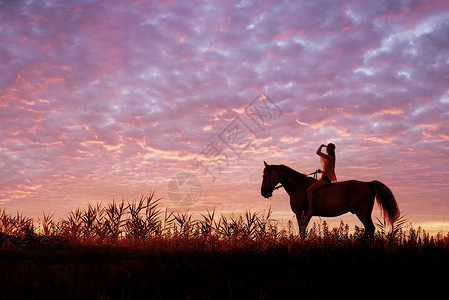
[261,161,400,238]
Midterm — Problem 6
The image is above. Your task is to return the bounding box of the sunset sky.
[1,0,448,233]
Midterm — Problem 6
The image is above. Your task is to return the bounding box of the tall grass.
[1,194,449,299]
[1,193,448,250]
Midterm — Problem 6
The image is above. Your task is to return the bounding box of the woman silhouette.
[306,143,337,218]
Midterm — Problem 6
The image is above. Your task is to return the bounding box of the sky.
[1,0,448,234]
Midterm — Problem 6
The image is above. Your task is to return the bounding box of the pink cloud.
[0,0,448,233]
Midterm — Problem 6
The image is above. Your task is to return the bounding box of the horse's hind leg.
[354,195,376,239]
[355,212,375,238]
[363,217,375,238]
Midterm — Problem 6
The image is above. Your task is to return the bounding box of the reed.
[0,193,448,250]
[1,193,448,299]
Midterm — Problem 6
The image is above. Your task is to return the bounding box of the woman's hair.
[327,143,336,169]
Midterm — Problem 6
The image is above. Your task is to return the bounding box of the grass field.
[1,193,448,299]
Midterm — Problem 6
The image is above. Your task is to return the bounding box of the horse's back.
[314,180,373,217]
[328,179,371,190]
[318,180,370,194]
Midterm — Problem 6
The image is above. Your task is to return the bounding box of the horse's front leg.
[295,211,311,238]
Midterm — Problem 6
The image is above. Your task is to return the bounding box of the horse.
[261,161,400,238]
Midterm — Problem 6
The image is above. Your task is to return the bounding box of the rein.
[271,169,321,191]
[309,169,321,180]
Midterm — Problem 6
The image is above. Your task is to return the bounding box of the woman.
[306,143,337,218]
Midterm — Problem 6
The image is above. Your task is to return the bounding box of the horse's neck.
[278,171,311,196]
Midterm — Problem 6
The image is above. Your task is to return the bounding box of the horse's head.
[261,161,279,198]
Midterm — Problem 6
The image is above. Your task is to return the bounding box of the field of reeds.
[1,192,448,299]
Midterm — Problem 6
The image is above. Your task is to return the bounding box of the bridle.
[264,166,283,192]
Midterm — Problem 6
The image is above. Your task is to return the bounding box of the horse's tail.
[368,180,400,226]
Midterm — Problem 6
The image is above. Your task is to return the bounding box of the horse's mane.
[271,164,308,179]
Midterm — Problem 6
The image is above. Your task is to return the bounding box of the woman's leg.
[306,180,329,217]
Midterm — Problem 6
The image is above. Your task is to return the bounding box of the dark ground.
[1,242,448,300]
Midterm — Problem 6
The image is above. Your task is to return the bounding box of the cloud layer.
[1,0,448,231]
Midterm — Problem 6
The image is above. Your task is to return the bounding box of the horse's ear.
[264,161,269,168]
